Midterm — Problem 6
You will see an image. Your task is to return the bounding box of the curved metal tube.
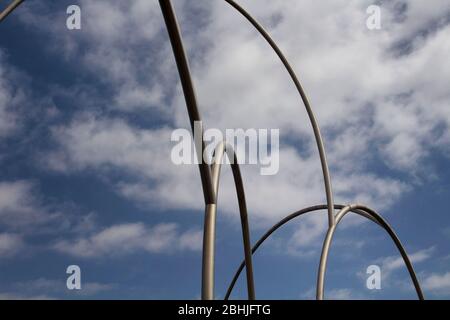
[317,204,424,300]
[223,0,335,227]
[159,0,215,205]
[0,0,24,22]
[225,203,423,300]
[203,141,255,300]
[224,204,377,300]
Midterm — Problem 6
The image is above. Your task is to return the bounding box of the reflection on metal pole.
[0,0,24,23]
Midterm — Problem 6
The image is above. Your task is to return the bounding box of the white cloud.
[327,288,363,300]
[45,114,408,239]
[53,222,202,258]
[15,0,450,251]
[0,180,52,228]
[0,233,23,257]
[301,286,366,300]
[378,246,434,280]
[17,0,169,113]
[423,272,450,296]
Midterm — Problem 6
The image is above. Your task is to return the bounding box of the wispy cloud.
[0,233,24,257]
[379,246,434,279]
[423,272,450,296]
[53,222,202,258]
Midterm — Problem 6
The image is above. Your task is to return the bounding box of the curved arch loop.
[317,204,424,300]
[202,141,255,300]
[224,204,423,300]
[224,204,377,300]
[222,0,335,227]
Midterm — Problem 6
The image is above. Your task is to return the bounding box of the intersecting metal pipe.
[202,141,255,300]
[223,0,335,227]
[0,0,24,23]
[316,204,424,300]
[224,204,377,300]
[224,204,423,300]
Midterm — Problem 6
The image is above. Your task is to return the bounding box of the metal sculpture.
[0,0,425,300]
[224,204,424,300]
[158,0,425,300]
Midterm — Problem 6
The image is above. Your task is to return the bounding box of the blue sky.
[0,0,449,299]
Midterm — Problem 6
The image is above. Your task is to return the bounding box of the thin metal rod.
[224,204,376,300]
[223,0,335,227]
[202,141,255,300]
[316,204,424,300]
[159,0,215,205]
[0,0,24,22]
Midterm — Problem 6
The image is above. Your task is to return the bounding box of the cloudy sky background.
[0,0,449,299]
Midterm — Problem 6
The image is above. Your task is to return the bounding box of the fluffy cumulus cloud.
[53,222,202,258]
[5,1,450,254]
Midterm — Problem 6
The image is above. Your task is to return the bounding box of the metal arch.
[0,0,24,22]
[159,0,215,205]
[224,204,423,300]
[316,204,424,300]
[203,141,255,300]
[224,204,378,300]
[222,0,335,227]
